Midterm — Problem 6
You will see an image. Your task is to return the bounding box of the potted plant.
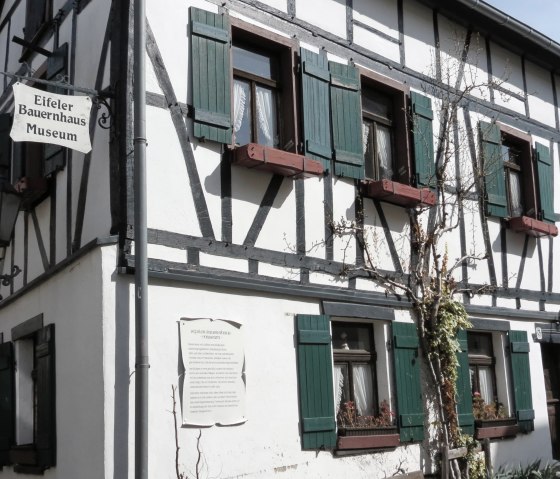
[336,400,400,449]
[472,392,518,439]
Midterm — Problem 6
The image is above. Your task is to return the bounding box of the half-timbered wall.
[0,0,559,477]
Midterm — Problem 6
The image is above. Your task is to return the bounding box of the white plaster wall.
[402,0,435,75]
[490,42,526,115]
[254,178,297,253]
[0,247,107,479]
[295,0,347,40]
[304,177,327,259]
[331,177,356,264]
[146,106,203,237]
[105,277,433,479]
[353,0,400,64]
[525,61,556,128]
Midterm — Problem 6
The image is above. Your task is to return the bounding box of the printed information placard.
[180,318,246,427]
[11,82,92,154]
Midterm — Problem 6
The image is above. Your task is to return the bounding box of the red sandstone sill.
[359,179,436,207]
[508,216,558,237]
[233,143,324,179]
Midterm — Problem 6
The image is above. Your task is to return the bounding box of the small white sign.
[11,82,92,154]
[180,318,246,427]
[536,327,543,340]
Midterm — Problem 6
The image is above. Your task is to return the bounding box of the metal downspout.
[133,0,149,477]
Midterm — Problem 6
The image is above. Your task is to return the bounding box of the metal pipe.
[133,0,149,477]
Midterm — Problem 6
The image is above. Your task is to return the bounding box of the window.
[479,121,557,235]
[232,43,280,148]
[0,316,56,472]
[456,328,535,439]
[295,315,423,451]
[362,88,395,181]
[332,323,378,422]
[468,332,499,412]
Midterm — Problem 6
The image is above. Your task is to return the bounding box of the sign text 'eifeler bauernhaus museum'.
[11,82,93,154]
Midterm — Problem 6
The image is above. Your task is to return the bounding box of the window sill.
[359,179,436,207]
[507,216,558,237]
[336,426,400,450]
[9,444,38,467]
[232,143,324,179]
[474,418,519,439]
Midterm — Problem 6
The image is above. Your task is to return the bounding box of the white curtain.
[479,366,494,405]
[376,124,393,179]
[509,171,523,216]
[334,365,345,415]
[256,86,274,146]
[353,364,374,416]
[362,122,370,154]
[233,80,247,137]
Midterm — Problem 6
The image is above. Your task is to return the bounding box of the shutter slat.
[411,92,435,188]
[393,322,424,442]
[479,121,507,218]
[329,61,364,179]
[190,8,232,144]
[535,143,556,223]
[456,330,474,435]
[301,49,332,170]
[296,315,337,450]
[509,330,534,434]
[0,342,14,466]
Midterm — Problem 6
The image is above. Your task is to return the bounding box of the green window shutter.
[296,314,337,450]
[0,341,14,466]
[411,91,435,188]
[0,113,12,179]
[479,121,507,218]
[455,330,474,435]
[190,7,232,144]
[509,330,534,433]
[44,43,68,177]
[24,0,48,41]
[535,143,555,223]
[329,61,363,179]
[35,324,56,468]
[301,48,332,171]
[392,322,424,442]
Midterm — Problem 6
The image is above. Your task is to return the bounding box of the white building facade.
[0,0,559,477]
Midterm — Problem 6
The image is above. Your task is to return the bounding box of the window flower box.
[232,143,324,179]
[359,179,436,207]
[507,216,558,237]
[475,418,519,439]
[337,426,400,449]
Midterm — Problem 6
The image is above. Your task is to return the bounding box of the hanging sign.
[10,82,93,154]
[180,317,246,427]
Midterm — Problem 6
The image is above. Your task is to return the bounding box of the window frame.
[497,124,537,219]
[332,321,379,422]
[230,18,299,154]
[359,68,411,185]
[6,315,56,473]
